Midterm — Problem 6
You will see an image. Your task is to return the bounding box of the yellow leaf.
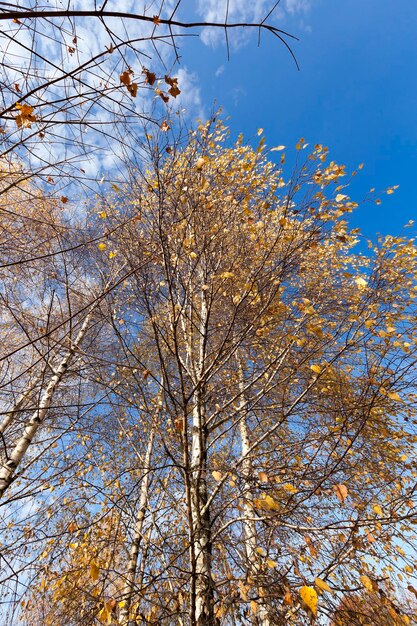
[238,580,249,601]
[258,471,268,483]
[299,586,318,616]
[283,590,293,605]
[333,484,348,503]
[266,558,277,568]
[97,604,111,625]
[372,503,383,517]
[355,276,368,289]
[257,128,263,136]
[335,194,348,202]
[283,484,297,494]
[109,251,117,259]
[111,183,120,192]
[90,561,100,581]
[16,102,34,116]
[250,600,258,615]
[99,211,107,218]
[15,101,37,127]
[359,574,373,592]
[271,145,286,151]
[98,242,106,251]
[263,495,280,511]
[195,157,206,171]
[387,391,402,402]
[212,470,222,481]
[310,364,322,374]
[315,578,332,593]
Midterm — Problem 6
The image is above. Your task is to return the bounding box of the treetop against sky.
[1,1,415,237]
[1,119,417,625]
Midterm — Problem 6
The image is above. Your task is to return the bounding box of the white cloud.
[0,0,188,193]
[284,0,311,14]
[231,86,247,107]
[1,0,313,194]
[198,0,285,48]
[197,0,312,48]
[175,67,205,120]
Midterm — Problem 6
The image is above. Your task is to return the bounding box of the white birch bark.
[0,374,42,435]
[238,360,271,626]
[119,423,155,626]
[189,289,214,626]
[190,396,213,626]
[0,310,93,498]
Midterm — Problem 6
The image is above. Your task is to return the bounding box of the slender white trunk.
[0,374,42,435]
[119,424,155,626]
[189,289,214,626]
[0,310,93,498]
[190,396,213,626]
[238,361,271,626]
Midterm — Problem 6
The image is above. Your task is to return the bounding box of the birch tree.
[8,121,417,626]
[88,120,417,624]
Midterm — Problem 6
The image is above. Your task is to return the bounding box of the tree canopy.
[1,120,417,625]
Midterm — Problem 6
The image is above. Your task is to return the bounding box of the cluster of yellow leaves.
[253,494,280,511]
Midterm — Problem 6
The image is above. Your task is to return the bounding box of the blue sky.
[178,0,417,239]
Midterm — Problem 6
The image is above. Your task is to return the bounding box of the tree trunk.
[190,395,214,626]
[119,422,156,626]
[0,310,93,498]
[238,360,271,626]
[189,288,214,626]
[0,374,44,435]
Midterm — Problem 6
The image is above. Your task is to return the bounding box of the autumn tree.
[4,121,417,626]
[0,169,152,623]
